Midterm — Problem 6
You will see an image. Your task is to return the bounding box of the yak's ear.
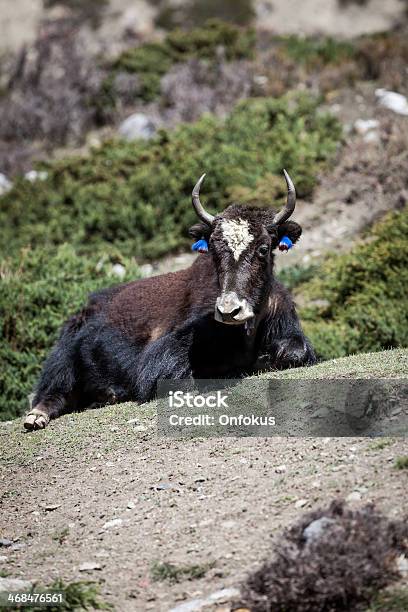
[267,220,302,249]
[188,222,212,241]
[277,220,302,243]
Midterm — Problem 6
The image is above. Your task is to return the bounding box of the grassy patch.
[279,35,356,66]
[151,560,215,584]
[0,244,139,421]
[394,456,408,470]
[368,439,394,451]
[0,93,341,260]
[10,580,111,611]
[109,19,255,102]
[299,207,408,359]
[366,588,408,612]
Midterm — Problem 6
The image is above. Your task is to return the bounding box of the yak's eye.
[257,244,269,257]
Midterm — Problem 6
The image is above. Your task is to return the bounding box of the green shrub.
[279,35,356,66]
[300,207,408,359]
[0,93,341,261]
[109,19,256,102]
[0,245,139,421]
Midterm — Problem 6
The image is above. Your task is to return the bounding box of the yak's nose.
[216,304,242,322]
[215,292,254,325]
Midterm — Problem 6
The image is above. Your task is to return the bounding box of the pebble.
[43,504,61,511]
[346,491,362,502]
[295,499,309,509]
[78,561,102,572]
[25,170,48,182]
[354,118,379,135]
[303,517,336,543]
[0,539,13,547]
[127,501,136,509]
[375,89,408,116]
[396,554,408,575]
[0,556,8,562]
[275,465,287,473]
[118,113,156,141]
[111,263,126,279]
[168,588,240,612]
[102,518,123,530]
[0,173,12,195]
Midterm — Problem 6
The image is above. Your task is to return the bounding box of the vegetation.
[0,245,139,421]
[151,560,215,584]
[0,93,341,260]
[16,580,111,611]
[394,456,408,470]
[299,207,408,359]
[279,35,355,66]
[109,19,255,102]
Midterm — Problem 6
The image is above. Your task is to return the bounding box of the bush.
[300,207,408,359]
[0,245,139,421]
[239,500,408,612]
[0,93,341,261]
[109,19,255,102]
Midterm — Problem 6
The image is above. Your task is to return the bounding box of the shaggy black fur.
[238,500,408,612]
[29,204,315,428]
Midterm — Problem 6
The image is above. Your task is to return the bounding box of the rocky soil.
[1,349,407,611]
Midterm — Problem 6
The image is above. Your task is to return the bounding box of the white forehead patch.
[221,218,254,261]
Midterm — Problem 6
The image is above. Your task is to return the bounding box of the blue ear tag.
[278,236,293,252]
[192,238,208,253]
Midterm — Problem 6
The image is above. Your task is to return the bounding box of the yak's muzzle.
[215,292,254,325]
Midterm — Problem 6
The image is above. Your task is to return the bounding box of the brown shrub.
[239,500,408,612]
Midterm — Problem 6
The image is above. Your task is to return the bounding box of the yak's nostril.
[217,305,242,321]
[230,306,242,318]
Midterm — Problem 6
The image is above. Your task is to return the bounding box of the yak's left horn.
[274,169,296,225]
[192,174,215,226]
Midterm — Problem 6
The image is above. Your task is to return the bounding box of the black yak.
[24,170,316,430]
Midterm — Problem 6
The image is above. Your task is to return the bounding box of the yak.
[24,171,316,431]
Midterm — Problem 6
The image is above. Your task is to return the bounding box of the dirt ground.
[1,350,407,611]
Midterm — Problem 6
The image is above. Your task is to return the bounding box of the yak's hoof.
[23,408,50,431]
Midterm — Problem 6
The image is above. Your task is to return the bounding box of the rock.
[295,499,309,509]
[0,539,13,547]
[169,587,240,612]
[222,520,237,530]
[275,465,287,473]
[102,518,123,530]
[303,517,336,543]
[11,543,25,551]
[0,173,12,195]
[396,554,408,576]
[78,561,102,572]
[118,113,156,141]
[43,504,61,511]
[25,170,48,182]
[111,263,126,279]
[0,556,8,562]
[154,482,175,491]
[139,263,154,277]
[375,89,408,116]
[127,501,135,509]
[0,577,32,592]
[354,119,379,135]
[346,491,362,502]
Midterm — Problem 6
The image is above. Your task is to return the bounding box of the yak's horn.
[192,174,215,225]
[274,169,296,225]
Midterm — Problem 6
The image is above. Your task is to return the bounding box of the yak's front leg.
[135,327,194,402]
[270,333,316,370]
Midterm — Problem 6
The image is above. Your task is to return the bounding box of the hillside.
[1,349,407,611]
